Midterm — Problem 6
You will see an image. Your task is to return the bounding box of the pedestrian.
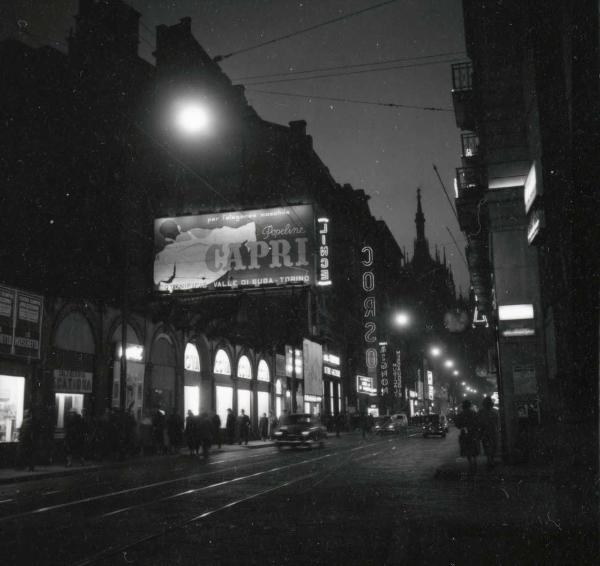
[18,409,36,471]
[268,411,277,439]
[335,413,343,438]
[184,410,197,455]
[478,396,499,469]
[259,412,268,441]
[166,409,184,454]
[198,413,213,459]
[226,408,236,444]
[152,408,166,455]
[64,408,85,467]
[455,399,480,475]
[238,409,250,445]
[360,413,369,439]
[211,411,222,449]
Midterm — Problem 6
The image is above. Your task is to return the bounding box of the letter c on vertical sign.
[361,246,374,267]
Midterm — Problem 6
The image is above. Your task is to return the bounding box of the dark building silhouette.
[0,0,414,458]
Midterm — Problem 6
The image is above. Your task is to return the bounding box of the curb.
[0,442,277,485]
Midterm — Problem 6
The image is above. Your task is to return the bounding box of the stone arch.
[50,302,99,354]
[148,329,179,413]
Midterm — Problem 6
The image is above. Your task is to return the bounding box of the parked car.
[273,414,327,449]
[374,413,408,435]
[422,414,447,438]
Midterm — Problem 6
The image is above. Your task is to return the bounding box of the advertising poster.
[0,286,15,356]
[13,292,43,358]
[154,205,316,292]
[302,338,323,397]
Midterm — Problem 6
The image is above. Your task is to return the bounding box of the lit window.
[0,375,25,443]
[214,349,231,376]
[184,343,200,372]
[237,355,252,379]
[257,360,270,382]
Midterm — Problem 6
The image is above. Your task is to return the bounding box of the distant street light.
[461,381,466,386]
[173,99,213,137]
[430,346,441,357]
[444,359,454,368]
[395,312,411,327]
[452,370,459,376]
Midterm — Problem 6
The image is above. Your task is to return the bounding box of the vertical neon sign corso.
[361,246,378,377]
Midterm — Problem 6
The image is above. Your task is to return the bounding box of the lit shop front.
[0,285,43,444]
[302,339,323,415]
[256,359,271,420]
[112,342,145,420]
[214,349,233,427]
[323,352,341,415]
[54,370,92,428]
[0,375,25,443]
[184,343,201,416]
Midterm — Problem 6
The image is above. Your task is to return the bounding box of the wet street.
[1,430,587,566]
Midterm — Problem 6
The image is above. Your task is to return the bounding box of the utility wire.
[239,57,462,87]
[232,50,466,81]
[214,0,401,61]
[246,88,453,112]
[432,163,458,220]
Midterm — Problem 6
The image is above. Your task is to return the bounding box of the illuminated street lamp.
[395,311,411,327]
[430,346,441,357]
[172,99,213,137]
[444,359,454,368]
[452,370,459,376]
[461,381,466,386]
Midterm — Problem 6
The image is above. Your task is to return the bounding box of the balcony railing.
[455,166,486,196]
[461,132,480,159]
[452,61,473,92]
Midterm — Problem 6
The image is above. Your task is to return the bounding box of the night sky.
[5,0,469,291]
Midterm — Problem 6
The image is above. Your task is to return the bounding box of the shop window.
[0,375,25,443]
[184,343,200,373]
[214,349,231,376]
[257,391,269,419]
[216,385,233,427]
[276,397,282,418]
[275,379,283,395]
[237,355,252,379]
[55,393,84,429]
[257,360,270,382]
[237,389,251,416]
[184,385,200,416]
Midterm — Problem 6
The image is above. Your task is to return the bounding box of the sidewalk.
[0,439,276,485]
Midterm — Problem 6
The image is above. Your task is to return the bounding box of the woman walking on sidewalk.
[455,399,480,475]
[478,396,499,469]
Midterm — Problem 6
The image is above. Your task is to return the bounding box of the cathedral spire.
[412,187,431,269]
[415,187,425,242]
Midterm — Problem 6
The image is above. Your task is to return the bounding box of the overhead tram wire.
[213,0,402,62]
[246,89,453,112]
[238,57,463,87]
[232,50,467,82]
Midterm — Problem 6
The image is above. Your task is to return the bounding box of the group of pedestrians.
[455,396,499,474]
[184,411,221,458]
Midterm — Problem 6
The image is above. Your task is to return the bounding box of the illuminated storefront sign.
[498,304,534,321]
[427,370,434,401]
[317,217,332,286]
[356,375,377,396]
[154,205,316,292]
[323,353,340,366]
[361,245,378,384]
[392,349,402,399]
[523,162,539,214]
[379,342,389,396]
[527,208,545,245]
[117,343,144,362]
[324,366,341,377]
[0,285,43,359]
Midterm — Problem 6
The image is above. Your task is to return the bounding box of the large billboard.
[0,285,43,359]
[154,205,316,292]
[303,338,323,398]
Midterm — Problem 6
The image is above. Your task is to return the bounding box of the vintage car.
[422,414,448,438]
[273,413,327,449]
[374,413,408,435]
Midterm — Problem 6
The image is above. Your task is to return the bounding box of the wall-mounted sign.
[116,343,144,362]
[356,375,377,396]
[392,349,402,398]
[316,217,332,286]
[324,366,341,377]
[154,205,316,292]
[498,304,534,321]
[54,369,93,394]
[323,353,340,366]
[527,208,545,246]
[523,162,539,214]
[361,245,378,383]
[0,285,43,359]
[379,342,389,396]
[302,339,323,397]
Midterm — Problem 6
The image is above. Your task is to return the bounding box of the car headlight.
[301,430,311,437]
[274,431,283,436]
[387,425,394,430]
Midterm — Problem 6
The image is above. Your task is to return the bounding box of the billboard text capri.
[153,205,316,292]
